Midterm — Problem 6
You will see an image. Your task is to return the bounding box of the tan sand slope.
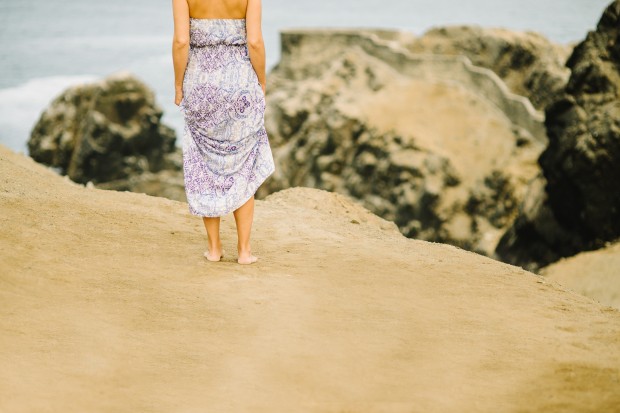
[1,144,619,412]
[541,242,620,311]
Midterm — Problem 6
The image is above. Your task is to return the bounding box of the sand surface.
[1,144,619,412]
[541,242,620,311]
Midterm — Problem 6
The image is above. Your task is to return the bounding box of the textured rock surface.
[271,29,548,143]
[96,150,186,202]
[28,72,177,185]
[497,1,620,270]
[261,29,547,256]
[542,1,620,242]
[405,26,571,110]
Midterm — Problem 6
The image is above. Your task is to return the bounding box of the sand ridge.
[1,144,619,412]
[541,241,620,310]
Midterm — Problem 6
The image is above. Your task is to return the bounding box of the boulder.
[496,0,620,269]
[28,72,177,185]
[405,26,571,110]
[262,29,547,256]
[542,0,620,242]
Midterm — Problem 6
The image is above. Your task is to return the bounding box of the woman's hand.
[261,83,266,95]
[175,87,183,106]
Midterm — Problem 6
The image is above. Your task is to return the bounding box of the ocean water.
[0,0,612,153]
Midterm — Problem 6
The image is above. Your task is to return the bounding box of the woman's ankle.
[237,245,251,255]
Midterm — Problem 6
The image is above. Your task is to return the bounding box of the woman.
[172,0,275,265]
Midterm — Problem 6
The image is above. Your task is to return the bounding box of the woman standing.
[172,0,275,265]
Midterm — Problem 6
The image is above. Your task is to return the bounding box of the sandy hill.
[541,242,620,311]
[1,143,619,412]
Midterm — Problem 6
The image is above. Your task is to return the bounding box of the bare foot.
[237,252,258,265]
[204,248,224,262]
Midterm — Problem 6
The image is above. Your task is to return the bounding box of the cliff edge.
[1,144,619,412]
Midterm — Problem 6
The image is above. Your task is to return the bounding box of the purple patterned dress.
[180,18,275,217]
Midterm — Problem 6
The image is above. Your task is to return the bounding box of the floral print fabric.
[180,18,275,217]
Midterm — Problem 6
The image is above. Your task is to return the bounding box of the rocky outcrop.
[96,165,187,202]
[273,29,548,143]
[262,29,547,256]
[496,1,620,270]
[543,1,620,241]
[405,26,571,110]
[28,72,178,185]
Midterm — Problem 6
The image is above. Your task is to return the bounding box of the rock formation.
[261,29,549,256]
[543,0,620,242]
[405,26,571,110]
[96,166,187,202]
[496,0,620,269]
[28,72,178,185]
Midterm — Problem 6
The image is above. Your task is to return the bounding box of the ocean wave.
[0,75,97,153]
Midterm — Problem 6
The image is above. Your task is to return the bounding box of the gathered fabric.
[180,18,275,217]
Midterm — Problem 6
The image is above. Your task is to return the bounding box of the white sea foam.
[0,75,97,154]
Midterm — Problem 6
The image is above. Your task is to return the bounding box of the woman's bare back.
[186,0,249,19]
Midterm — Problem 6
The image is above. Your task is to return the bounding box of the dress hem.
[186,164,275,217]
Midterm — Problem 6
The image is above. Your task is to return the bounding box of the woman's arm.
[172,0,190,105]
[246,0,266,94]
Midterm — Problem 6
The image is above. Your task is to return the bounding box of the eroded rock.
[496,0,620,269]
[261,29,547,256]
[405,26,571,110]
[28,72,177,185]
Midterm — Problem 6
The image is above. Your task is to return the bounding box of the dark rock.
[496,0,620,269]
[28,72,177,185]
